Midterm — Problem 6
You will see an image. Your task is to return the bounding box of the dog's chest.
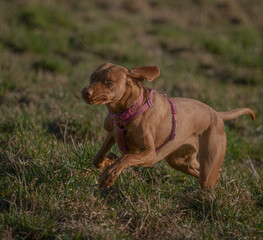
[112,121,144,153]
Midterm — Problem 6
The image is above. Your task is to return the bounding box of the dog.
[82,63,255,189]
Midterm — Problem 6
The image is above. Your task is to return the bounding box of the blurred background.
[0,0,262,239]
[1,0,263,136]
[0,0,262,142]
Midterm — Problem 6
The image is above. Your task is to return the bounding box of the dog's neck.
[106,83,143,114]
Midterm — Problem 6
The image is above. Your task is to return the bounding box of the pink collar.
[108,89,177,153]
[109,91,146,124]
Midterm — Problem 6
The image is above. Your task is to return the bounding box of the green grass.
[0,0,262,239]
[201,27,263,68]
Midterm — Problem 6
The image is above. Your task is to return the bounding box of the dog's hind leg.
[165,137,200,178]
[198,117,227,189]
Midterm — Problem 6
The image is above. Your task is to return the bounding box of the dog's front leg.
[93,133,117,169]
[99,148,156,188]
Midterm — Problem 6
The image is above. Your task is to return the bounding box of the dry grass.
[0,0,262,239]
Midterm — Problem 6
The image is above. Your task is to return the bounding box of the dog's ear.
[127,66,160,82]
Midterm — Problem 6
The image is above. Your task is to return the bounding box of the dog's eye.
[106,80,113,85]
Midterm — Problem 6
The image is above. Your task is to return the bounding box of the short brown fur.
[82,63,255,189]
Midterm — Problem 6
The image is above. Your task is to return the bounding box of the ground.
[0,0,262,239]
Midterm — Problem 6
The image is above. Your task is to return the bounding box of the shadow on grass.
[43,118,95,143]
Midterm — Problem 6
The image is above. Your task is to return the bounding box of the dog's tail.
[219,108,255,121]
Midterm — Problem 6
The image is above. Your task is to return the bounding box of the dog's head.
[82,63,160,105]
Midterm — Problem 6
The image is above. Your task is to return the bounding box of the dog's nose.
[82,87,93,98]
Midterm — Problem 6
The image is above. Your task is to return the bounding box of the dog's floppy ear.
[127,66,160,82]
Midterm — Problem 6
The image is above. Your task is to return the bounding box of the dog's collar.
[108,88,178,153]
[108,89,154,152]
[109,91,146,123]
[109,89,154,128]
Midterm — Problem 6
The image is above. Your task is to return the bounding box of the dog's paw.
[99,163,122,188]
[93,153,118,170]
[93,153,118,169]
[101,153,118,168]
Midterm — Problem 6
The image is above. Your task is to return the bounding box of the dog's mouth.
[82,95,111,105]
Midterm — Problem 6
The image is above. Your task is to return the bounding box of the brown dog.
[82,63,255,189]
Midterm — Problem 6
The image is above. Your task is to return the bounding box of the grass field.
[0,0,262,239]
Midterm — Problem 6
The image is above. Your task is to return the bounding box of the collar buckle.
[121,112,130,120]
[146,97,153,107]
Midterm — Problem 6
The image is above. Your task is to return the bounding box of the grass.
[0,0,262,239]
